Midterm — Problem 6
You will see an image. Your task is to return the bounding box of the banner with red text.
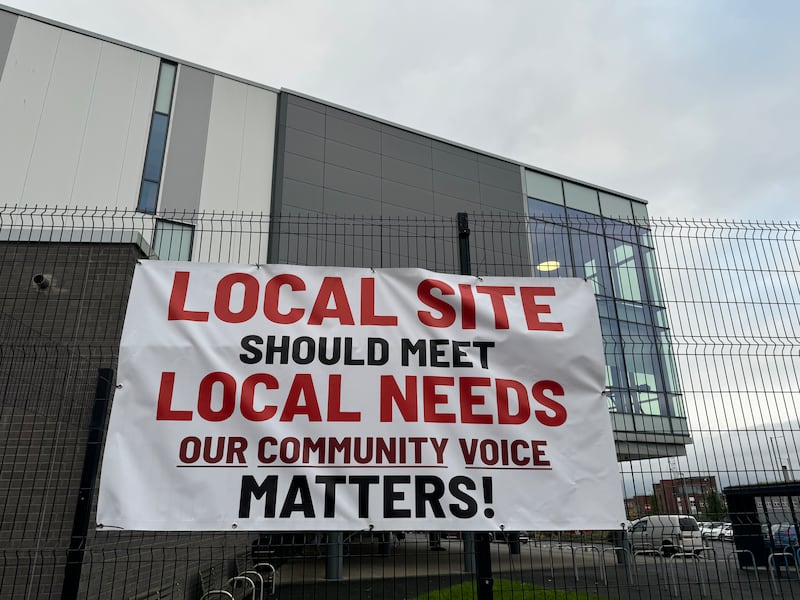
[97,263,624,531]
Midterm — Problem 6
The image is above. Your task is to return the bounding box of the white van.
[628,515,703,556]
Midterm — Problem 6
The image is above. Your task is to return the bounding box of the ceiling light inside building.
[536,260,561,272]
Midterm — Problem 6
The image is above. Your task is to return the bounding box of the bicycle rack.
[576,545,606,584]
[667,553,707,599]
[767,552,799,594]
[548,544,578,581]
[724,548,759,591]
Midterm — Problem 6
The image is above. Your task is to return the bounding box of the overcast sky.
[6,0,798,220]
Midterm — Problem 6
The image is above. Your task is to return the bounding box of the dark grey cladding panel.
[381,132,432,168]
[324,163,381,201]
[281,203,324,216]
[479,153,520,173]
[285,103,326,136]
[382,179,434,214]
[432,147,479,180]
[287,94,326,114]
[431,139,480,161]
[381,123,430,145]
[282,179,324,212]
[0,10,18,81]
[284,127,325,161]
[381,156,433,190]
[324,188,382,217]
[433,170,480,203]
[474,233,529,277]
[478,161,522,193]
[160,66,213,213]
[479,183,525,212]
[326,105,381,131]
[434,192,483,217]
[283,152,324,186]
[325,139,381,177]
[326,115,381,153]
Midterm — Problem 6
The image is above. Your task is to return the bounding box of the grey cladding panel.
[381,123,430,145]
[324,188,382,217]
[434,193,482,217]
[433,171,479,202]
[286,103,326,136]
[282,179,324,213]
[432,139,479,161]
[160,66,214,212]
[284,127,325,161]
[382,132,432,167]
[288,94,326,114]
[325,139,381,177]
[479,183,524,213]
[479,154,520,173]
[478,161,522,193]
[432,148,479,180]
[326,106,381,131]
[382,179,434,215]
[283,152,324,186]
[0,10,17,80]
[324,163,381,201]
[381,156,432,190]
[326,115,380,152]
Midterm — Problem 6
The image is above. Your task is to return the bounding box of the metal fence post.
[457,212,492,598]
[61,368,115,600]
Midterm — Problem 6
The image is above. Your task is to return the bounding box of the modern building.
[0,3,689,460]
[0,4,691,598]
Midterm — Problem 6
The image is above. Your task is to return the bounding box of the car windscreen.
[679,518,699,532]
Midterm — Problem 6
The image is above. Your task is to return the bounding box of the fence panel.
[0,207,798,599]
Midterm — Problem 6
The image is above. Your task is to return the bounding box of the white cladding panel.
[72,43,158,209]
[199,75,276,214]
[0,17,158,208]
[0,18,59,205]
[22,27,100,206]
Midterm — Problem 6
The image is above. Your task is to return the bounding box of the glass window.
[154,62,177,114]
[601,317,631,413]
[142,113,169,182]
[631,199,649,224]
[137,181,159,214]
[566,207,603,234]
[619,321,670,417]
[153,220,193,260]
[571,229,612,296]
[599,192,633,220]
[526,171,564,206]
[137,61,176,214]
[528,197,566,221]
[529,219,572,277]
[609,241,646,303]
[564,181,600,214]
[641,247,664,305]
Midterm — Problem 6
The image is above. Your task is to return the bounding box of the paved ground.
[268,534,800,599]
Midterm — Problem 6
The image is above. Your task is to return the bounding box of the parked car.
[700,521,722,539]
[628,515,702,556]
[708,522,728,539]
[770,524,798,548]
[719,523,733,541]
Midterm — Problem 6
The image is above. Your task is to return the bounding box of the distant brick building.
[653,476,719,516]
[625,495,653,519]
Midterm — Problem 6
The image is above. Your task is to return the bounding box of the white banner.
[97,263,624,531]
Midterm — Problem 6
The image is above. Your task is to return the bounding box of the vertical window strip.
[137,61,177,213]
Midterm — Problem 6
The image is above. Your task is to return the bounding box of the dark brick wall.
[0,242,142,598]
[0,242,258,599]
